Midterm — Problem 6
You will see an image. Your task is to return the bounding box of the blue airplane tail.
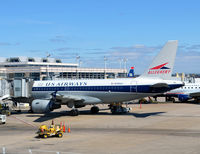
[128,67,134,77]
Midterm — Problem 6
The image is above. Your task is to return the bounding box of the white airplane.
[163,82,200,102]
[30,40,184,116]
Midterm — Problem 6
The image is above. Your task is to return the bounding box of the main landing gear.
[166,97,175,103]
[109,103,131,114]
[69,109,79,116]
[90,106,99,114]
[69,106,100,116]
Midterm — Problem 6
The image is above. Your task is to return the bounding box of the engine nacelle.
[31,99,61,113]
[178,94,191,102]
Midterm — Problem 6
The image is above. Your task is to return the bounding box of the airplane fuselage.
[32,78,183,104]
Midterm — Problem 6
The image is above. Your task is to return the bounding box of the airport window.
[56,59,61,63]
[43,59,48,62]
[28,58,35,62]
[9,58,20,62]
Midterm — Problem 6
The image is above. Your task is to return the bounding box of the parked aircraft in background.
[29,40,183,116]
[162,82,200,103]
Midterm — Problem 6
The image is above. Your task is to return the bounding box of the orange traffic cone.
[63,122,66,133]
[68,125,71,133]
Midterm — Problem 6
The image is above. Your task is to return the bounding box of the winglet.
[140,40,178,79]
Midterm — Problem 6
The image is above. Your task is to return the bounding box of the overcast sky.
[0,0,200,74]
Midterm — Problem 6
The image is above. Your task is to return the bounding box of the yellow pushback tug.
[37,124,64,138]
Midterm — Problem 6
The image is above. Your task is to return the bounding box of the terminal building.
[0,57,127,81]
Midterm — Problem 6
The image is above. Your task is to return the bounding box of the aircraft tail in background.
[140,40,178,79]
[127,67,135,77]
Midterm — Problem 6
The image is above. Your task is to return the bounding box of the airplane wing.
[189,92,200,98]
[150,83,169,93]
[151,83,169,88]
[55,93,102,105]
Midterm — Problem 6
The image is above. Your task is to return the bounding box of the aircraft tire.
[69,109,79,116]
[57,133,63,138]
[43,134,48,138]
[171,98,176,103]
[90,106,99,114]
[28,109,33,113]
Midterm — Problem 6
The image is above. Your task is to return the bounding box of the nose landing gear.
[109,103,131,114]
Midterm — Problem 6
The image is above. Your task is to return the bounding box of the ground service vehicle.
[37,124,64,138]
[0,114,6,124]
[0,103,11,116]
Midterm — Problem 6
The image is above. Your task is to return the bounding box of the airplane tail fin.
[127,67,135,77]
[140,40,178,79]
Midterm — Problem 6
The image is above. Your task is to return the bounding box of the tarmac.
[1,102,200,154]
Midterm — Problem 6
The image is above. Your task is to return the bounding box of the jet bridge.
[0,78,10,99]
[0,78,34,113]
[11,78,34,104]
[13,79,33,98]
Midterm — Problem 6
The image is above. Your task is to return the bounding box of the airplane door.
[130,81,137,94]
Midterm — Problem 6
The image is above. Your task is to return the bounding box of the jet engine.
[178,94,191,102]
[31,99,61,113]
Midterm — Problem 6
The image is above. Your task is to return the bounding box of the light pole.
[104,56,107,79]
[76,55,80,65]
[119,58,123,69]
[46,53,51,80]
[79,60,82,67]
[76,55,80,79]
[123,58,128,77]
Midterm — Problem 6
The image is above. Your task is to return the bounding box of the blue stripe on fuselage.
[32,84,182,93]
